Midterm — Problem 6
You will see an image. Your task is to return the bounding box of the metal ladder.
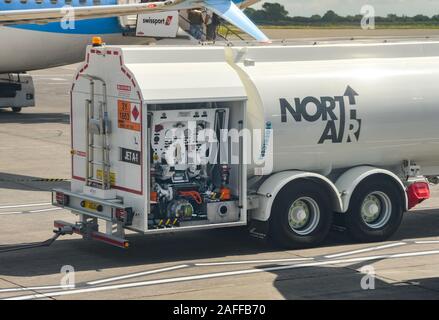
[80,75,111,190]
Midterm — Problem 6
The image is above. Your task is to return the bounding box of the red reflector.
[407,182,430,209]
[55,192,69,205]
[115,208,126,220]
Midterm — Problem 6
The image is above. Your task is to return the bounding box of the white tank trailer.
[53,40,437,249]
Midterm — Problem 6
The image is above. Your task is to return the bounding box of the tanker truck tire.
[345,179,403,243]
[269,180,333,249]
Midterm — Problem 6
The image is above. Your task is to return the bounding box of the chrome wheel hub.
[288,197,320,235]
[360,192,392,229]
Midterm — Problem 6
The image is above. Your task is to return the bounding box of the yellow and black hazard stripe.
[34,178,70,182]
[0,178,70,182]
[154,218,179,228]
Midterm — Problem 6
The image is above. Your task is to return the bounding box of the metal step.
[89,144,110,150]
[88,160,110,167]
[87,178,106,185]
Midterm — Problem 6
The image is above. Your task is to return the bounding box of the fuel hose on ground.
[0,226,73,254]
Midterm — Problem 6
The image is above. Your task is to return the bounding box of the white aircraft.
[0,0,267,112]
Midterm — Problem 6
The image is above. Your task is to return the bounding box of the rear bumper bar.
[54,220,129,249]
[51,188,133,225]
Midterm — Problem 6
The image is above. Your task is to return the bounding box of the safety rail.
[179,13,245,43]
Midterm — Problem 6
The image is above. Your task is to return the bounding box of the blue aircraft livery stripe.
[0,0,246,35]
[12,18,123,34]
[0,0,121,34]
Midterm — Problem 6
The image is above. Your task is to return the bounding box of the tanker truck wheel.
[269,180,333,249]
[345,178,403,243]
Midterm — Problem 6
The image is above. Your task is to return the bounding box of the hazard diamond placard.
[117,100,141,132]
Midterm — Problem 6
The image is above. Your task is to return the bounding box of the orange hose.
[178,191,203,205]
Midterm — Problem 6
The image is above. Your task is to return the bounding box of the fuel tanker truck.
[52,39,436,249]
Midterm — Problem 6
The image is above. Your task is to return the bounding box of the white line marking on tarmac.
[27,117,68,121]
[0,207,62,215]
[324,242,407,258]
[0,211,28,215]
[415,240,439,244]
[7,249,439,300]
[31,74,72,77]
[87,265,190,285]
[409,207,439,211]
[195,257,313,266]
[26,208,62,213]
[0,203,51,209]
[0,285,74,293]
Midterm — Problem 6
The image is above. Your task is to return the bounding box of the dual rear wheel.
[270,180,332,248]
[344,179,404,243]
[269,178,404,249]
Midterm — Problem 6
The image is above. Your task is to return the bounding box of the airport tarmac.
[258,28,439,41]
[1,44,439,300]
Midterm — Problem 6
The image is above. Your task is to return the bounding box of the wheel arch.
[335,166,407,213]
[251,171,343,222]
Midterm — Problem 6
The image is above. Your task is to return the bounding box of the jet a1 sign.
[136,11,179,38]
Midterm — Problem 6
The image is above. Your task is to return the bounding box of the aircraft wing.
[0,0,269,42]
[205,0,269,43]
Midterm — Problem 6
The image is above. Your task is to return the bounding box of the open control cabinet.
[145,101,247,232]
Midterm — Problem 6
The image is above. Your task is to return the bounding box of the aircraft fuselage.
[0,0,250,73]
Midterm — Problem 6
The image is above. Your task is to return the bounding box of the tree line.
[244,3,439,26]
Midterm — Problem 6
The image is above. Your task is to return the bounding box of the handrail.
[178,13,245,43]
[218,21,245,41]
[178,13,218,42]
